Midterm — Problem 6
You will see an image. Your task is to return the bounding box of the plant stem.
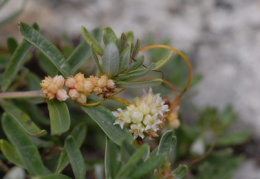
[0,90,45,99]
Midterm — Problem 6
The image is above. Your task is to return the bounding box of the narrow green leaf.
[55,123,87,174]
[121,140,137,162]
[36,51,57,76]
[130,155,165,179]
[47,99,70,136]
[81,26,103,55]
[119,47,130,73]
[117,63,155,81]
[91,28,103,42]
[131,39,140,59]
[116,78,163,88]
[0,99,46,136]
[116,144,149,178]
[0,139,24,167]
[67,28,101,74]
[102,42,119,78]
[172,165,188,179]
[2,113,45,176]
[26,72,41,90]
[81,101,133,146]
[103,27,118,45]
[0,56,9,69]
[157,130,176,156]
[216,131,251,147]
[19,22,71,77]
[154,51,173,70]
[7,37,18,54]
[105,137,121,179]
[91,44,103,73]
[0,0,25,27]
[125,31,134,45]
[119,33,128,53]
[2,23,39,91]
[67,40,91,74]
[65,136,86,179]
[127,55,144,72]
[32,174,71,179]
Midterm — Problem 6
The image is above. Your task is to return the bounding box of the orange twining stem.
[139,45,193,109]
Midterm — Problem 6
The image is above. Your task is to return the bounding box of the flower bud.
[68,89,80,100]
[65,77,76,88]
[53,75,65,89]
[76,93,87,104]
[56,89,68,101]
[74,73,84,82]
[84,80,94,93]
[107,79,115,89]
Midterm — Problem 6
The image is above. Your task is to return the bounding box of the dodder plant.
[0,22,193,178]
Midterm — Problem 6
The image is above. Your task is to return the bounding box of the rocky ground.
[1,0,260,178]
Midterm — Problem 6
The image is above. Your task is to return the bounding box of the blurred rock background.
[1,0,260,178]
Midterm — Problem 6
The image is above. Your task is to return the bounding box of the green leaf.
[47,99,70,136]
[55,123,87,174]
[81,26,103,55]
[91,44,103,73]
[116,144,149,178]
[119,33,128,53]
[172,165,188,179]
[129,154,165,179]
[0,0,25,27]
[36,51,57,76]
[116,63,155,81]
[1,23,39,91]
[0,99,46,136]
[103,27,118,45]
[127,55,144,72]
[7,37,18,54]
[81,101,133,146]
[102,42,120,78]
[157,130,176,156]
[216,131,251,147]
[19,22,71,77]
[26,72,41,90]
[2,113,45,176]
[0,56,9,69]
[116,78,162,88]
[65,136,86,179]
[67,40,90,74]
[105,137,121,179]
[119,47,131,73]
[154,51,173,70]
[32,174,71,179]
[67,29,101,74]
[0,139,24,167]
[125,31,134,45]
[121,140,137,162]
[131,39,140,59]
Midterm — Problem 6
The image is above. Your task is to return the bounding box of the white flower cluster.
[40,73,117,103]
[113,88,169,139]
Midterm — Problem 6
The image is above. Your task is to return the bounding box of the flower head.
[40,75,67,101]
[113,88,169,139]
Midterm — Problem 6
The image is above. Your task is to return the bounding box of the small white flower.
[113,88,169,140]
